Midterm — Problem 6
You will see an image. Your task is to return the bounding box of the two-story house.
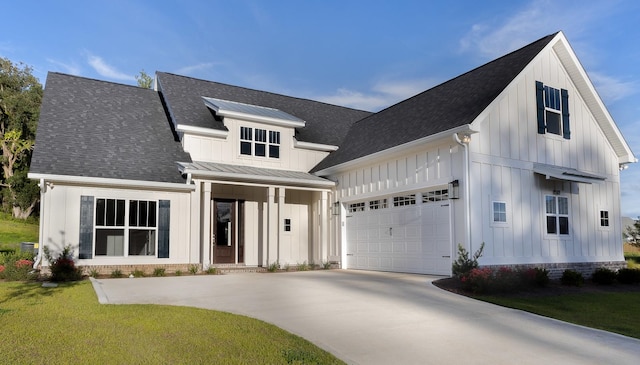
[29,32,635,276]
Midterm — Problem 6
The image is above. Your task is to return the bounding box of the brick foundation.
[483,261,627,280]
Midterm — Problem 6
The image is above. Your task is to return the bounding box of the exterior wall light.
[449,180,460,199]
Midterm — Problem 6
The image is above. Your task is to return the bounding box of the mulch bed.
[433,277,640,298]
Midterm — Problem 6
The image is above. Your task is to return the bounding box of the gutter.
[33,178,46,270]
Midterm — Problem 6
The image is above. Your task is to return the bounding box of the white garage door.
[346,200,451,275]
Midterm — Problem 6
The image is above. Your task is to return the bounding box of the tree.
[0,57,42,219]
[626,217,640,247]
[136,70,153,89]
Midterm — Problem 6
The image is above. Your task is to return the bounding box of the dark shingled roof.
[30,73,192,183]
[156,72,372,147]
[312,33,558,172]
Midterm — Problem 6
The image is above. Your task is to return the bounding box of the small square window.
[492,202,507,223]
[600,211,609,227]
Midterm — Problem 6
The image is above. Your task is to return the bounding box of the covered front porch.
[181,161,336,269]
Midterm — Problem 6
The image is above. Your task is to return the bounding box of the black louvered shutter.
[158,200,170,258]
[561,89,570,139]
[79,196,94,259]
[535,81,545,134]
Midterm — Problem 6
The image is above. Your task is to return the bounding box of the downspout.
[453,133,472,254]
[33,178,46,269]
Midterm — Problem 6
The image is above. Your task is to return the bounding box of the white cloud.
[314,78,438,111]
[589,72,637,103]
[175,62,214,76]
[46,58,82,75]
[87,54,135,81]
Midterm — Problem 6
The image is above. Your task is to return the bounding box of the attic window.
[239,126,280,159]
[536,81,570,139]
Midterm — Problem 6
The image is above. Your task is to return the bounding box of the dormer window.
[536,81,570,139]
[240,126,280,159]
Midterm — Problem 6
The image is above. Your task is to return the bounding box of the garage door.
[346,199,451,275]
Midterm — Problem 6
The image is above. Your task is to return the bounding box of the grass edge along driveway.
[0,280,344,365]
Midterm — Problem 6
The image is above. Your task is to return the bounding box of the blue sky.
[3,0,639,217]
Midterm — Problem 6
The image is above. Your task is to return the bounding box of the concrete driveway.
[91,270,640,365]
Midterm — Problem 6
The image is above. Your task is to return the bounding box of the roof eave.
[28,173,195,191]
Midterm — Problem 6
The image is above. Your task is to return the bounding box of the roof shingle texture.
[156,72,372,147]
[312,33,557,172]
[30,73,192,183]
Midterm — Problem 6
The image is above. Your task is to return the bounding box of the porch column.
[277,187,285,264]
[202,182,212,268]
[189,180,201,263]
[267,186,277,265]
[320,190,329,263]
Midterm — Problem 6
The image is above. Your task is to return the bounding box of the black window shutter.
[79,196,94,259]
[561,88,570,139]
[535,81,546,134]
[158,200,170,258]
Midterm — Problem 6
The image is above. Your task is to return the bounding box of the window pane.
[139,201,148,227]
[116,199,125,226]
[255,143,266,156]
[558,197,568,215]
[546,111,561,135]
[559,217,569,234]
[106,199,115,226]
[240,127,252,140]
[95,229,124,256]
[269,131,280,144]
[269,145,279,158]
[546,216,557,234]
[148,201,157,227]
[545,196,556,214]
[129,230,156,256]
[129,200,138,226]
[96,198,106,226]
[240,141,251,155]
[255,129,266,142]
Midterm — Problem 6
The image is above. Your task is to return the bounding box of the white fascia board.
[203,98,305,128]
[180,168,336,188]
[27,173,195,191]
[176,124,228,138]
[314,124,477,176]
[293,139,339,152]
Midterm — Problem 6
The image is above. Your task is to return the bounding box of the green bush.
[0,251,36,281]
[268,261,280,272]
[561,269,584,286]
[152,268,166,277]
[174,270,182,276]
[521,267,549,287]
[452,242,484,278]
[188,265,199,275]
[617,268,640,284]
[132,269,145,278]
[110,269,124,278]
[205,267,218,275]
[591,267,616,285]
[297,261,309,271]
[43,245,83,282]
[492,266,522,292]
[88,268,100,278]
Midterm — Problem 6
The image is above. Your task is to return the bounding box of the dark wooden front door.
[213,200,244,264]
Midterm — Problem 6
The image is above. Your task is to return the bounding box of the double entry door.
[212,199,244,264]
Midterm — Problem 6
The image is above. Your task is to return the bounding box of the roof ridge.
[47,72,156,92]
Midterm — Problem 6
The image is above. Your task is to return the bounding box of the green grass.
[0,213,39,251]
[0,281,344,364]
[475,291,640,339]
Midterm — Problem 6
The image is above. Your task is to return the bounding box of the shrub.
[88,268,100,278]
[132,269,145,278]
[0,251,36,281]
[297,261,309,271]
[461,267,493,293]
[452,242,485,278]
[43,245,83,282]
[617,268,640,284]
[110,269,124,278]
[591,267,616,285]
[152,268,166,277]
[205,267,218,275]
[268,261,280,272]
[174,270,182,276]
[492,266,522,292]
[561,269,584,286]
[188,265,199,275]
[322,261,332,270]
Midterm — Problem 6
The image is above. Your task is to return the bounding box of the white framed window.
[239,126,280,158]
[348,202,365,213]
[95,198,158,256]
[422,189,448,203]
[536,81,570,139]
[599,210,610,228]
[492,201,507,224]
[369,199,387,210]
[545,195,569,235]
[393,195,415,207]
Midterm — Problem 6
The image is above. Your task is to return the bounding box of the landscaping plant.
[591,267,616,285]
[560,269,584,286]
[43,245,83,282]
[452,242,484,278]
[0,251,35,281]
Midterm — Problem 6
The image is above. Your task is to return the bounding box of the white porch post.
[277,187,285,264]
[320,190,329,263]
[189,180,201,263]
[202,182,212,268]
[267,186,277,265]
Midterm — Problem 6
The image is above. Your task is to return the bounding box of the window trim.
[239,126,281,159]
[536,81,570,139]
[491,201,508,226]
[544,195,570,236]
[598,209,611,231]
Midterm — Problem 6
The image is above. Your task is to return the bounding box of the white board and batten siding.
[331,142,460,275]
[469,44,624,265]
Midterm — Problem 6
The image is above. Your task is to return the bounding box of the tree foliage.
[626,217,640,247]
[0,57,42,219]
[136,69,153,89]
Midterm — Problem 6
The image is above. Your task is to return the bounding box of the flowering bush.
[452,243,485,278]
[44,245,83,282]
[461,267,493,293]
[520,267,549,287]
[459,266,550,294]
[0,252,35,281]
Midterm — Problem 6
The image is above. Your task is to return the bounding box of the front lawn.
[0,281,344,364]
[474,289,640,339]
[0,213,39,251]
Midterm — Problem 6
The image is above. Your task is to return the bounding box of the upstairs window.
[536,81,570,139]
[239,126,280,159]
[600,210,609,227]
